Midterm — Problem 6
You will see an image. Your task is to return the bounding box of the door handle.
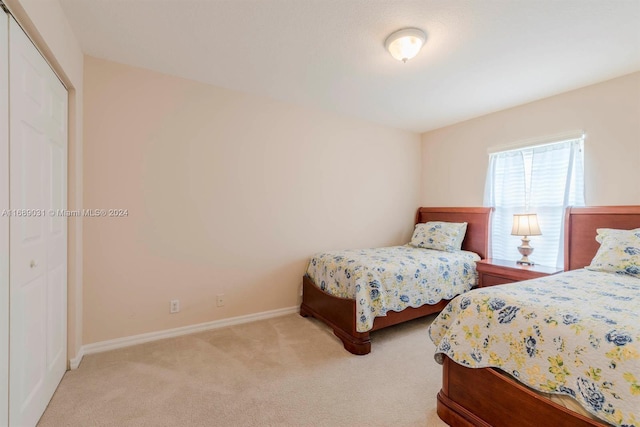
[30,260,37,269]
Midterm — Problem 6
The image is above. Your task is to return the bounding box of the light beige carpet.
[38,313,448,427]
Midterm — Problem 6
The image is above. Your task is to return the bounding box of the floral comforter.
[306,245,480,333]
[429,269,640,426]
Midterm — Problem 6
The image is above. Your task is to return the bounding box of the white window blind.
[483,137,585,268]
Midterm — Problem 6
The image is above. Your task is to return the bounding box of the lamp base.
[516,257,535,266]
[516,236,535,266]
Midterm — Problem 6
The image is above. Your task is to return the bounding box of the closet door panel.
[47,134,66,371]
[47,94,67,280]
[13,274,46,407]
[14,123,46,253]
[9,16,67,427]
[47,264,66,368]
[50,141,65,235]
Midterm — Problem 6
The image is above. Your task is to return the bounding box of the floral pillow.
[410,221,468,252]
[595,227,640,244]
[586,228,640,278]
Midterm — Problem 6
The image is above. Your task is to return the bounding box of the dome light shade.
[385,28,426,63]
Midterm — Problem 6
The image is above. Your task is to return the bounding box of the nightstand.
[476,259,563,288]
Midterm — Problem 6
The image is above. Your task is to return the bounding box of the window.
[483,136,585,268]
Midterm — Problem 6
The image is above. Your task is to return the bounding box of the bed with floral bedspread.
[429,269,640,426]
[307,245,480,333]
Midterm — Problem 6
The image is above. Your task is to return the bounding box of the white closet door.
[0,11,9,427]
[9,16,67,427]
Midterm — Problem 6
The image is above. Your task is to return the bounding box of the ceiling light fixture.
[384,28,426,63]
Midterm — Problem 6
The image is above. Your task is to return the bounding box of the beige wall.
[5,0,84,362]
[421,72,640,206]
[83,56,421,344]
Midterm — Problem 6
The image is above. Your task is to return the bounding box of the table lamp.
[511,213,542,265]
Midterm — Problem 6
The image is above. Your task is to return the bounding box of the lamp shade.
[385,28,426,62]
[511,213,542,237]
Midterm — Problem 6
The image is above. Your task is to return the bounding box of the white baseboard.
[69,305,299,370]
[69,347,85,370]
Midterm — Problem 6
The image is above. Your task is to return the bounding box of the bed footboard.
[299,275,371,355]
[437,356,606,427]
[300,274,451,355]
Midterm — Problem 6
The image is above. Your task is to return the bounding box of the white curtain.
[484,138,585,268]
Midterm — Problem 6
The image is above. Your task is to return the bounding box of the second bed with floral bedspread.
[306,245,480,333]
[429,269,640,426]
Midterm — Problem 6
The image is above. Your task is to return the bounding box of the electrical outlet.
[170,299,180,313]
[216,294,225,307]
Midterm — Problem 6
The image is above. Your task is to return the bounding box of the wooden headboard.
[564,205,640,271]
[415,207,493,260]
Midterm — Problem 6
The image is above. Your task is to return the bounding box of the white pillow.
[410,221,468,252]
[586,228,640,278]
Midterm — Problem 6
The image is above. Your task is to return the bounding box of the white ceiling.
[59,0,640,133]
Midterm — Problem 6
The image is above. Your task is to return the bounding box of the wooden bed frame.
[437,205,640,427]
[299,207,492,355]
